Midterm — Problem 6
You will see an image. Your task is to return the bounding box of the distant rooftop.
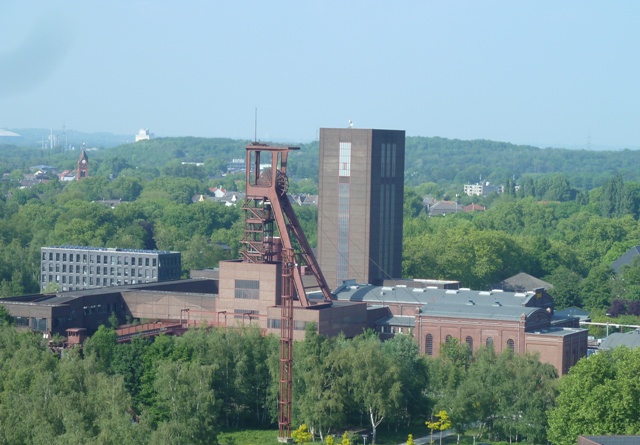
[43,245,178,255]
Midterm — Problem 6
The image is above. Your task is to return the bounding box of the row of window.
[43,274,153,286]
[424,334,515,356]
[42,264,160,277]
[42,252,165,267]
[267,319,307,330]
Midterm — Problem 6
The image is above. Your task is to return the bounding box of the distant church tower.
[77,147,89,180]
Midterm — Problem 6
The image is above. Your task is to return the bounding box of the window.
[152,258,157,267]
[507,339,515,352]
[465,336,473,352]
[445,335,453,344]
[425,334,433,356]
[63,253,67,261]
[145,258,149,266]
[56,253,60,261]
[235,279,260,299]
[235,309,258,320]
[49,252,53,260]
[138,258,143,266]
[486,337,494,347]
[97,255,101,264]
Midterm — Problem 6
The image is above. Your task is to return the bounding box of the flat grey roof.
[333,283,557,321]
[599,330,640,350]
[375,315,415,327]
[526,327,586,337]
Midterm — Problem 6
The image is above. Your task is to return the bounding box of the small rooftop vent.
[396,284,407,288]
[426,286,438,289]
[493,301,502,307]
[479,291,492,295]
[382,286,394,291]
[446,289,459,294]
[413,288,427,293]
[491,289,504,292]
[466,300,475,305]
[514,292,527,297]
[460,287,471,291]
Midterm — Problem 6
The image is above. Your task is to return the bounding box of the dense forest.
[2,136,640,443]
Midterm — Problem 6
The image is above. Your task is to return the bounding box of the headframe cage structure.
[240,143,333,307]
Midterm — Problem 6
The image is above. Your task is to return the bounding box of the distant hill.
[3,132,640,192]
[4,128,131,149]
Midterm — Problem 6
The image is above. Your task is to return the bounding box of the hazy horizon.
[1,2,639,150]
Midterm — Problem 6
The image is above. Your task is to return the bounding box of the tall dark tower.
[318,128,405,287]
[77,148,89,180]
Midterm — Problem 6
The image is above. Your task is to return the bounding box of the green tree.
[338,332,402,444]
[83,325,118,374]
[548,347,640,445]
[545,266,584,309]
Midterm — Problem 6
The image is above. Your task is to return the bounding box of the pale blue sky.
[1,1,638,149]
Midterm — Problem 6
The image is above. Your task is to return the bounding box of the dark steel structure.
[240,143,333,441]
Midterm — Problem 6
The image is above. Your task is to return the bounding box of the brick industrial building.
[0,130,588,376]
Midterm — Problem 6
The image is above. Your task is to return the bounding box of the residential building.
[135,129,153,142]
[40,246,181,292]
[463,181,502,197]
[317,128,405,288]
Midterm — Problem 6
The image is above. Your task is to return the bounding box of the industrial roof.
[580,436,640,445]
[599,330,640,350]
[334,284,548,321]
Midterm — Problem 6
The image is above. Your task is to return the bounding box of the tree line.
[0,311,565,445]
